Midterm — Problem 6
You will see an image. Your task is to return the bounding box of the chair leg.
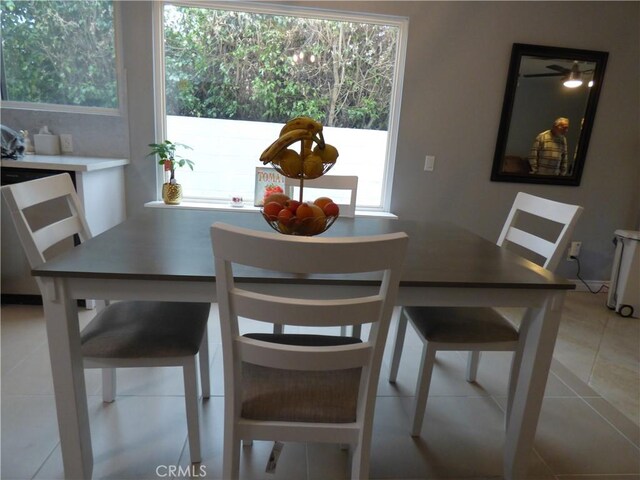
[183,357,201,463]
[199,327,210,399]
[351,324,362,338]
[466,351,481,382]
[102,368,116,403]
[388,307,407,383]
[350,438,371,480]
[411,343,437,437]
[223,431,241,480]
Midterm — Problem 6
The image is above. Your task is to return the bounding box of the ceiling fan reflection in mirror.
[523,61,595,88]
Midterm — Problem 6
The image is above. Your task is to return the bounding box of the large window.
[156,2,407,211]
[0,0,119,113]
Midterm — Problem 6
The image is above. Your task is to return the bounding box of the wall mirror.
[491,43,608,186]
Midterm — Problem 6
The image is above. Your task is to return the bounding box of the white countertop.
[1,154,129,172]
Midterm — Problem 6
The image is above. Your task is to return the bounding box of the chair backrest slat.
[502,226,556,260]
[32,216,86,257]
[7,173,76,209]
[231,289,384,327]
[496,192,583,271]
[237,337,372,371]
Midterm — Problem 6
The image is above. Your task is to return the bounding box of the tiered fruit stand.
[259,117,339,236]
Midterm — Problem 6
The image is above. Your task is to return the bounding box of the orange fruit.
[304,203,326,235]
[277,208,294,226]
[263,192,289,206]
[285,199,301,213]
[295,202,315,220]
[323,202,340,217]
[308,203,326,218]
[263,201,283,220]
[314,197,333,210]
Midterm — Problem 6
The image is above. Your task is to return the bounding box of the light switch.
[424,155,435,171]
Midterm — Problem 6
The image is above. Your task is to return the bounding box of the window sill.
[144,201,398,219]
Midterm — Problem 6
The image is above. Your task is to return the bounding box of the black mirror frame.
[490,43,608,186]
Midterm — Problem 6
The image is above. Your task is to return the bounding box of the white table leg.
[503,291,565,479]
[41,277,93,479]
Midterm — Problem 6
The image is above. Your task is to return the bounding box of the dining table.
[32,207,575,479]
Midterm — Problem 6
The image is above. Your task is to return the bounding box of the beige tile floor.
[1,291,638,479]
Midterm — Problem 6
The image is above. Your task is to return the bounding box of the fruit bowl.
[261,210,338,236]
[268,161,335,180]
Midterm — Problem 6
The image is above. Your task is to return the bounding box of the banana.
[301,138,313,159]
[260,129,316,164]
[279,116,323,137]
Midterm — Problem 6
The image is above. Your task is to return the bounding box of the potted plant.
[148,140,194,205]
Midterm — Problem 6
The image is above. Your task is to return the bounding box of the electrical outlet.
[567,241,582,260]
[60,134,73,153]
[424,155,435,171]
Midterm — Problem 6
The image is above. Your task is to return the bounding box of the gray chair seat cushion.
[80,301,210,358]
[404,307,519,343]
[240,333,362,423]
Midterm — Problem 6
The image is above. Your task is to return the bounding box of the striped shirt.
[528,130,568,175]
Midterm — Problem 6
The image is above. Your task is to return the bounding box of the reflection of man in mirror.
[528,117,569,175]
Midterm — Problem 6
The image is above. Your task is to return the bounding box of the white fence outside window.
[167,116,388,209]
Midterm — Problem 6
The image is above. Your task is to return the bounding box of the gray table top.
[33,208,574,290]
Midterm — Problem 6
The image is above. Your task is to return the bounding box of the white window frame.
[1,1,125,116]
[152,1,408,212]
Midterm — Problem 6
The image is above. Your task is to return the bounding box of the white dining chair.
[286,174,361,336]
[1,173,210,463]
[285,174,358,217]
[211,222,407,479]
[388,192,583,436]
